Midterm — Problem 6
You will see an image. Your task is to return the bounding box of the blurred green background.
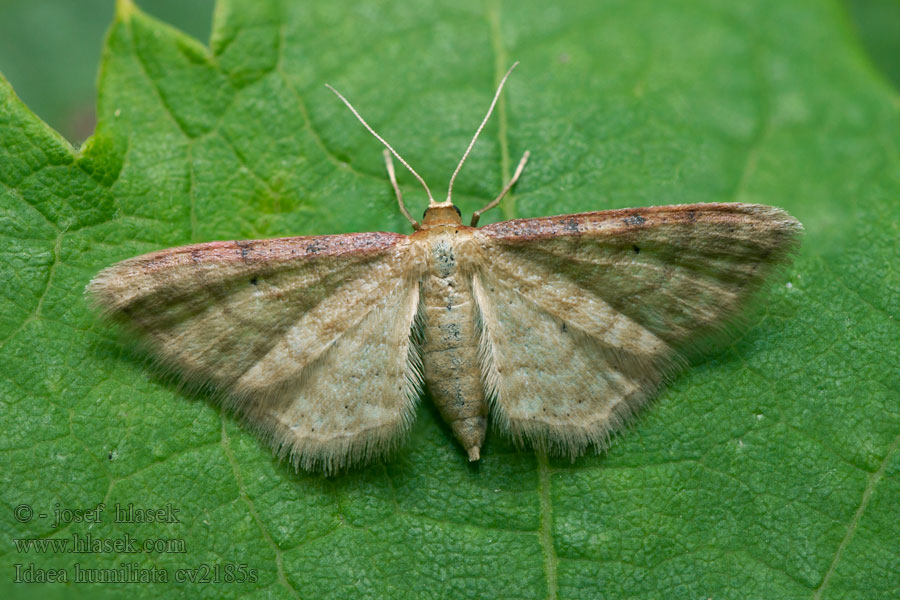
[0,0,897,144]
[0,0,215,142]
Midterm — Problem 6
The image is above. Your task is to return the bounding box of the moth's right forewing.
[87,232,427,473]
[470,203,802,457]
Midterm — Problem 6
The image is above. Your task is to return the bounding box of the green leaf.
[1,0,898,598]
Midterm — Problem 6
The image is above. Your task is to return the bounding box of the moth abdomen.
[419,231,488,460]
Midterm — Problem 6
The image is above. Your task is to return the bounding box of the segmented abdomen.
[420,234,487,458]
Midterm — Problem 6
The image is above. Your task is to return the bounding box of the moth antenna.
[325,84,435,206]
[471,150,530,226]
[445,61,519,205]
[384,150,421,230]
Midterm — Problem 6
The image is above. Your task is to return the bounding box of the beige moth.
[87,64,802,474]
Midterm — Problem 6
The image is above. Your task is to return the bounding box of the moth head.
[421,203,463,228]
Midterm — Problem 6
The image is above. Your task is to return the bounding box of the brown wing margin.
[88,231,410,316]
[477,203,803,346]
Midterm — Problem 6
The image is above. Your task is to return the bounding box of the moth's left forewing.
[469,203,802,456]
[88,232,428,473]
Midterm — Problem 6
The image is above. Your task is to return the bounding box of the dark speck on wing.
[235,240,251,259]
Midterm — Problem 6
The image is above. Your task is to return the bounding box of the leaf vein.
[813,431,900,599]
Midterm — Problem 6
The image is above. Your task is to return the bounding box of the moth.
[87,64,802,474]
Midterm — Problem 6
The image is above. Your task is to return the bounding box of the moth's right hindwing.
[470,203,802,457]
[87,232,426,473]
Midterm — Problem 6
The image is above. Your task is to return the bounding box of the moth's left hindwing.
[469,203,802,457]
[88,232,425,473]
